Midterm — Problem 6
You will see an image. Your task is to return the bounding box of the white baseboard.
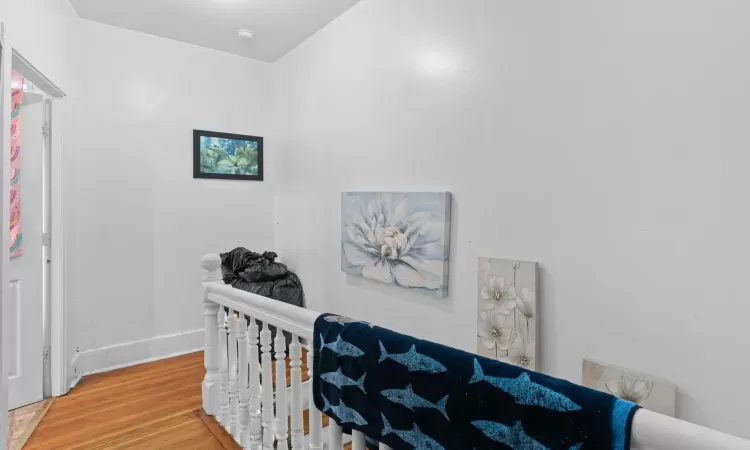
[70,329,204,380]
[68,369,83,390]
[68,353,81,389]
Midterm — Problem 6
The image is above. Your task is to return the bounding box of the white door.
[7,82,45,409]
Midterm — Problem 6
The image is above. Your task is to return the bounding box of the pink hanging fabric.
[10,71,23,257]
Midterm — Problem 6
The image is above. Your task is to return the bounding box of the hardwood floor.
[25,350,346,449]
[25,352,226,449]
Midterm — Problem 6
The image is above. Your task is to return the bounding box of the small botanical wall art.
[477,258,537,370]
[193,129,263,181]
[582,359,677,416]
[341,192,451,298]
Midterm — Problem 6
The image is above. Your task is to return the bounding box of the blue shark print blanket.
[313,314,640,450]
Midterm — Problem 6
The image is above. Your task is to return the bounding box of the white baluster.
[201,254,222,416]
[289,336,303,450]
[248,317,262,450]
[352,431,366,450]
[238,315,250,446]
[202,301,219,415]
[228,310,239,437]
[328,422,343,450]
[260,322,275,450]
[275,331,289,449]
[307,350,322,450]
[218,308,230,427]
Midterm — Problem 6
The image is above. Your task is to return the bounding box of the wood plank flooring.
[25,352,225,449]
[24,350,346,449]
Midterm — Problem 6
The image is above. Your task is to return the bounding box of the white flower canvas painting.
[341,192,451,297]
[582,359,677,416]
[477,258,537,370]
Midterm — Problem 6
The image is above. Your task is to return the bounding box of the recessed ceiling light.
[237,29,254,39]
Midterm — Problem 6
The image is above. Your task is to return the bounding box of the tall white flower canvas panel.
[341,192,451,298]
[477,258,537,370]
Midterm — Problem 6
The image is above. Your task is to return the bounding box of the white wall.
[1,1,276,387]
[0,0,78,439]
[273,0,750,438]
[67,20,275,375]
[0,0,78,93]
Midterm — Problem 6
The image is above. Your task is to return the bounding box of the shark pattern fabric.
[379,343,448,374]
[321,333,366,357]
[469,361,581,413]
[322,369,367,394]
[313,314,639,450]
[381,384,450,421]
[322,396,369,426]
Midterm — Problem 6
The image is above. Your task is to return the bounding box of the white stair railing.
[237,314,250,446]
[290,336,304,450]
[248,316,263,449]
[260,321,274,450]
[307,348,323,450]
[201,254,351,450]
[201,253,750,450]
[218,307,229,426]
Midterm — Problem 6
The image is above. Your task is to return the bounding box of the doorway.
[6,75,49,409]
[2,49,66,411]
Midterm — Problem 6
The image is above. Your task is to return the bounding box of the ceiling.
[69,0,362,62]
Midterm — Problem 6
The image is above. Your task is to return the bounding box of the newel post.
[201,253,223,415]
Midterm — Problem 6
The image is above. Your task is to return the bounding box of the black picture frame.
[193,129,264,181]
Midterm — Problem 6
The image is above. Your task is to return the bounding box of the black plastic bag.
[220,248,305,344]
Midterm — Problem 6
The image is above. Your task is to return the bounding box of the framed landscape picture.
[193,129,263,181]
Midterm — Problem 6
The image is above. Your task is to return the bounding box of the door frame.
[1,21,11,450]
[2,40,69,399]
